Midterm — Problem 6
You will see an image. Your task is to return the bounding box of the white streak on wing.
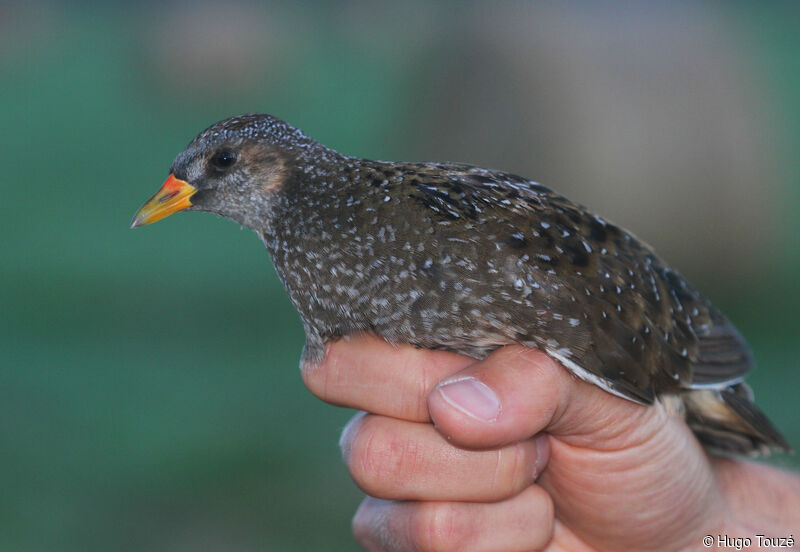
[687,374,747,390]
[544,348,645,404]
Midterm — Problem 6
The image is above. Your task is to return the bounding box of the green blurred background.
[1,2,798,550]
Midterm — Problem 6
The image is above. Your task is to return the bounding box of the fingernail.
[437,377,501,422]
[533,434,551,479]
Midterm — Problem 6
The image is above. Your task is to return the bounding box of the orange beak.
[131,174,197,228]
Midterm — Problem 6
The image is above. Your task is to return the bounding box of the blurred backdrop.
[1,1,798,550]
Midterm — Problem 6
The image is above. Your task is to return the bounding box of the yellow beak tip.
[130,215,146,229]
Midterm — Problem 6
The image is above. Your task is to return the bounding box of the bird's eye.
[210,149,238,170]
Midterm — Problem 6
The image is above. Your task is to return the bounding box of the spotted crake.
[132,113,791,456]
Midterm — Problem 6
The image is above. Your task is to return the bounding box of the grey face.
[171,137,285,229]
[170,140,241,188]
[165,114,334,230]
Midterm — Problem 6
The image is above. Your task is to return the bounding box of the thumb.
[427,345,659,450]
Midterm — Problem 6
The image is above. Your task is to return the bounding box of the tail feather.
[682,384,792,456]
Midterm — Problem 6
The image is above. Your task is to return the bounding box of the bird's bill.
[131,174,197,228]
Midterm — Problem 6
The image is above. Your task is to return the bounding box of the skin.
[302,335,800,551]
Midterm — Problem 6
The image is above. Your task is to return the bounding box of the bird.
[131,113,791,456]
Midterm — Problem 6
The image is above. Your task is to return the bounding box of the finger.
[352,485,555,552]
[340,412,550,502]
[302,334,474,421]
[428,345,654,449]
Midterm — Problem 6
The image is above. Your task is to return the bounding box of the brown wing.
[403,163,754,404]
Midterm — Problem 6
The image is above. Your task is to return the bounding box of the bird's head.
[131,113,319,230]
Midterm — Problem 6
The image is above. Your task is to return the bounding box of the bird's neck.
[258,158,364,278]
[256,159,389,342]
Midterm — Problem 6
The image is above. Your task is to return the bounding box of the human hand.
[302,335,799,551]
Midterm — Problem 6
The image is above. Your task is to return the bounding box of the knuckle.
[542,492,555,534]
[491,442,535,499]
[300,346,341,401]
[347,418,421,496]
[351,500,374,547]
[414,351,433,420]
[530,488,556,548]
[339,412,366,461]
[351,497,397,551]
[300,361,326,399]
[410,502,464,552]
